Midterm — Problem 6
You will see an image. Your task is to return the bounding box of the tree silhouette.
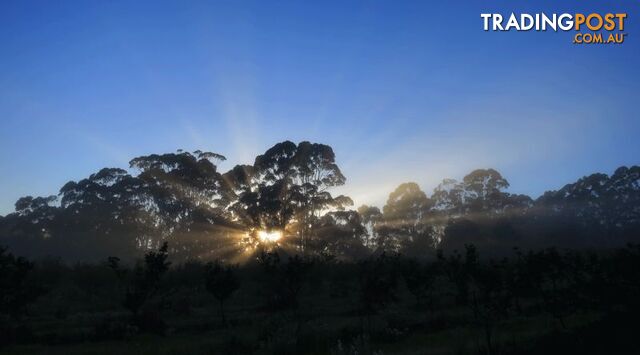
[377,183,433,255]
[257,251,313,311]
[314,210,369,260]
[205,260,240,327]
[0,246,41,320]
[227,141,352,253]
[1,140,639,262]
[467,258,512,355]
[401,258,435,309]
[108,242,171,333]
[358,253,399,325]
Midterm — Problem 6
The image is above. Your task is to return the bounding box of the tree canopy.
[1,141,639,262]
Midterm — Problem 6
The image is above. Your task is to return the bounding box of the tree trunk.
[219,300,227,327]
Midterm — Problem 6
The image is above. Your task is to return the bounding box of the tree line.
[0,140,638,262]
[2,241,639,354]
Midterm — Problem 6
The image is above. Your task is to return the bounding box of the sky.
[1,0,639,216]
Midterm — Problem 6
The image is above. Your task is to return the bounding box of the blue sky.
[1,0,639,215]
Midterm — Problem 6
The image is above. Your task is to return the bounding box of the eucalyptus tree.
[377,182,433,255]
[54,151,234,260]
[536,165,640,246]
[225,141,352,253]
[1,195,60,258]
[431,169,532,252]
[314,210,369,260]
[57,167,151,259]
[431,169,525,217]
[357,205,383,250]
[127,150,238,260]
[3,150,234,261]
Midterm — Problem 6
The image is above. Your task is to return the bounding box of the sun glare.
[257,230,282,243]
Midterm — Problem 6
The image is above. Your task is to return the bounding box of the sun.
[257,230,283,243]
